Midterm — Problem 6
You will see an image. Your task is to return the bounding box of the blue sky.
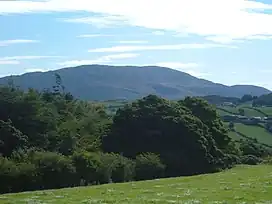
[0,0,271,89]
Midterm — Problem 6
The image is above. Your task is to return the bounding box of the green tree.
[180,97,231,150]
[103,95,226,176]
[0,120,28,157]
[238,108,245,116]
[229,122,235,130]
[241,94,253,103]
[135,153,165,180]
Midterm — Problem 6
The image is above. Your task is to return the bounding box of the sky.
[0,0,271,89]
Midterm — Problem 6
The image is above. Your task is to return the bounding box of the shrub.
[29,151,76,189]
[0,157,38,194]
[135,153,165,181]
[240,155,262,165]
[102,153,135,183]
[72,151,102,185]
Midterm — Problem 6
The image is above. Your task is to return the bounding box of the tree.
[180,97,231,150]
[53,73,65,95]
[229,122,234,130]
[103,95,226,176]
[0,120,28,157]
[135,153,165,180]
[238,108,245,116]
[240,94,253,103]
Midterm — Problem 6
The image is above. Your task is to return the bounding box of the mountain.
[0,65,270,100]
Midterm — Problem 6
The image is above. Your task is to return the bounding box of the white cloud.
[0,0,271,42]
[154,62,209,78]
[0,60,20,65]
[155,62,200,69]
[0,39,39,46]
[59,53,139,67]
[24,68,47,73]
[152,31,165,36]
[118,40,148,44]
[77,34,113,38]
[0,55,61,60]
[88,43,237,53]
[0,55,62,65]
[62,15,127,28]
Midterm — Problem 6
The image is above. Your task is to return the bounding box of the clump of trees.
[0,75,271,194]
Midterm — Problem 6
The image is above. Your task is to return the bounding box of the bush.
[240,155,262,165]
[135,153,165,181]
[100,153,135,183]
[72,151,102,185]
[0,157,38,194]
[223,154,241,167]
[29,151,76,189]
[262,156,272,165]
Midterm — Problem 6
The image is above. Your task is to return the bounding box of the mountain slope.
[0,65,270,100]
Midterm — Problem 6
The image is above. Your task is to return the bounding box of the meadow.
[1,165,272,204]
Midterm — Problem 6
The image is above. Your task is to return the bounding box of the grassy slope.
[1,165,272,204]
[234,124,272,146]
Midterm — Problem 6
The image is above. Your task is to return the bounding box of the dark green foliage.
[253,93,272,106]
[238,108,245,116]
[229,122,235,130]
[0,81,268,194]
[239,140,272,158]
[72,151,102,185]
[135,153,165,181]
[103,95,228,176]
[0,157,38,193]
[240,155,262,165]
[29,151,76,189]
[240,94,253,103]
[98,153,135,183]
[200,95,240,105]
[180,97,231,150]
[0,120,28,157]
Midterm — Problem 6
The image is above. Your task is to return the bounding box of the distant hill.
[0,65,270,100]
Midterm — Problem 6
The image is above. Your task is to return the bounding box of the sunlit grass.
[1,165,272,204]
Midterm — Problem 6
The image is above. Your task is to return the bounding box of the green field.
[217,105,272,117]
[223,122,272,146]
[1,165,272,204]
[234,123,272,146]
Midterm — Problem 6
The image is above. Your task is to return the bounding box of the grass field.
[1,165,272,204]
[233,123,272,146]
[217,105,272,117]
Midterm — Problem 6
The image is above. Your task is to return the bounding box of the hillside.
[2,165,272,203]
[0,65,270,100]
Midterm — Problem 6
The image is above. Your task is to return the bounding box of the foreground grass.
[1,165,272,204]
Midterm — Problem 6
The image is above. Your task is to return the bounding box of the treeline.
[253,93,272,107]
[201,94,259,105]
[0,76,271,194]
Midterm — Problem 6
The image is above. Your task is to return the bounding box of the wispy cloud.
[154,62,209,78]
[0,55,62,65]
[155,62,200,69]
[152,31,165,36]
[88,43,237,53]
[77,34,113,38]
[62,15,127,28]
[24,68,47,73]
[0,39,39,46]
[0,55,61,60]
[0,60,20,65]
[118,40,148,44]
[1,0,271,42]
[58,53,139,67]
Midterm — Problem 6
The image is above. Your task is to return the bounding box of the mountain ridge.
[0,64,270,100]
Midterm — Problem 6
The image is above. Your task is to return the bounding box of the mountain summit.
[0,65,270,100]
